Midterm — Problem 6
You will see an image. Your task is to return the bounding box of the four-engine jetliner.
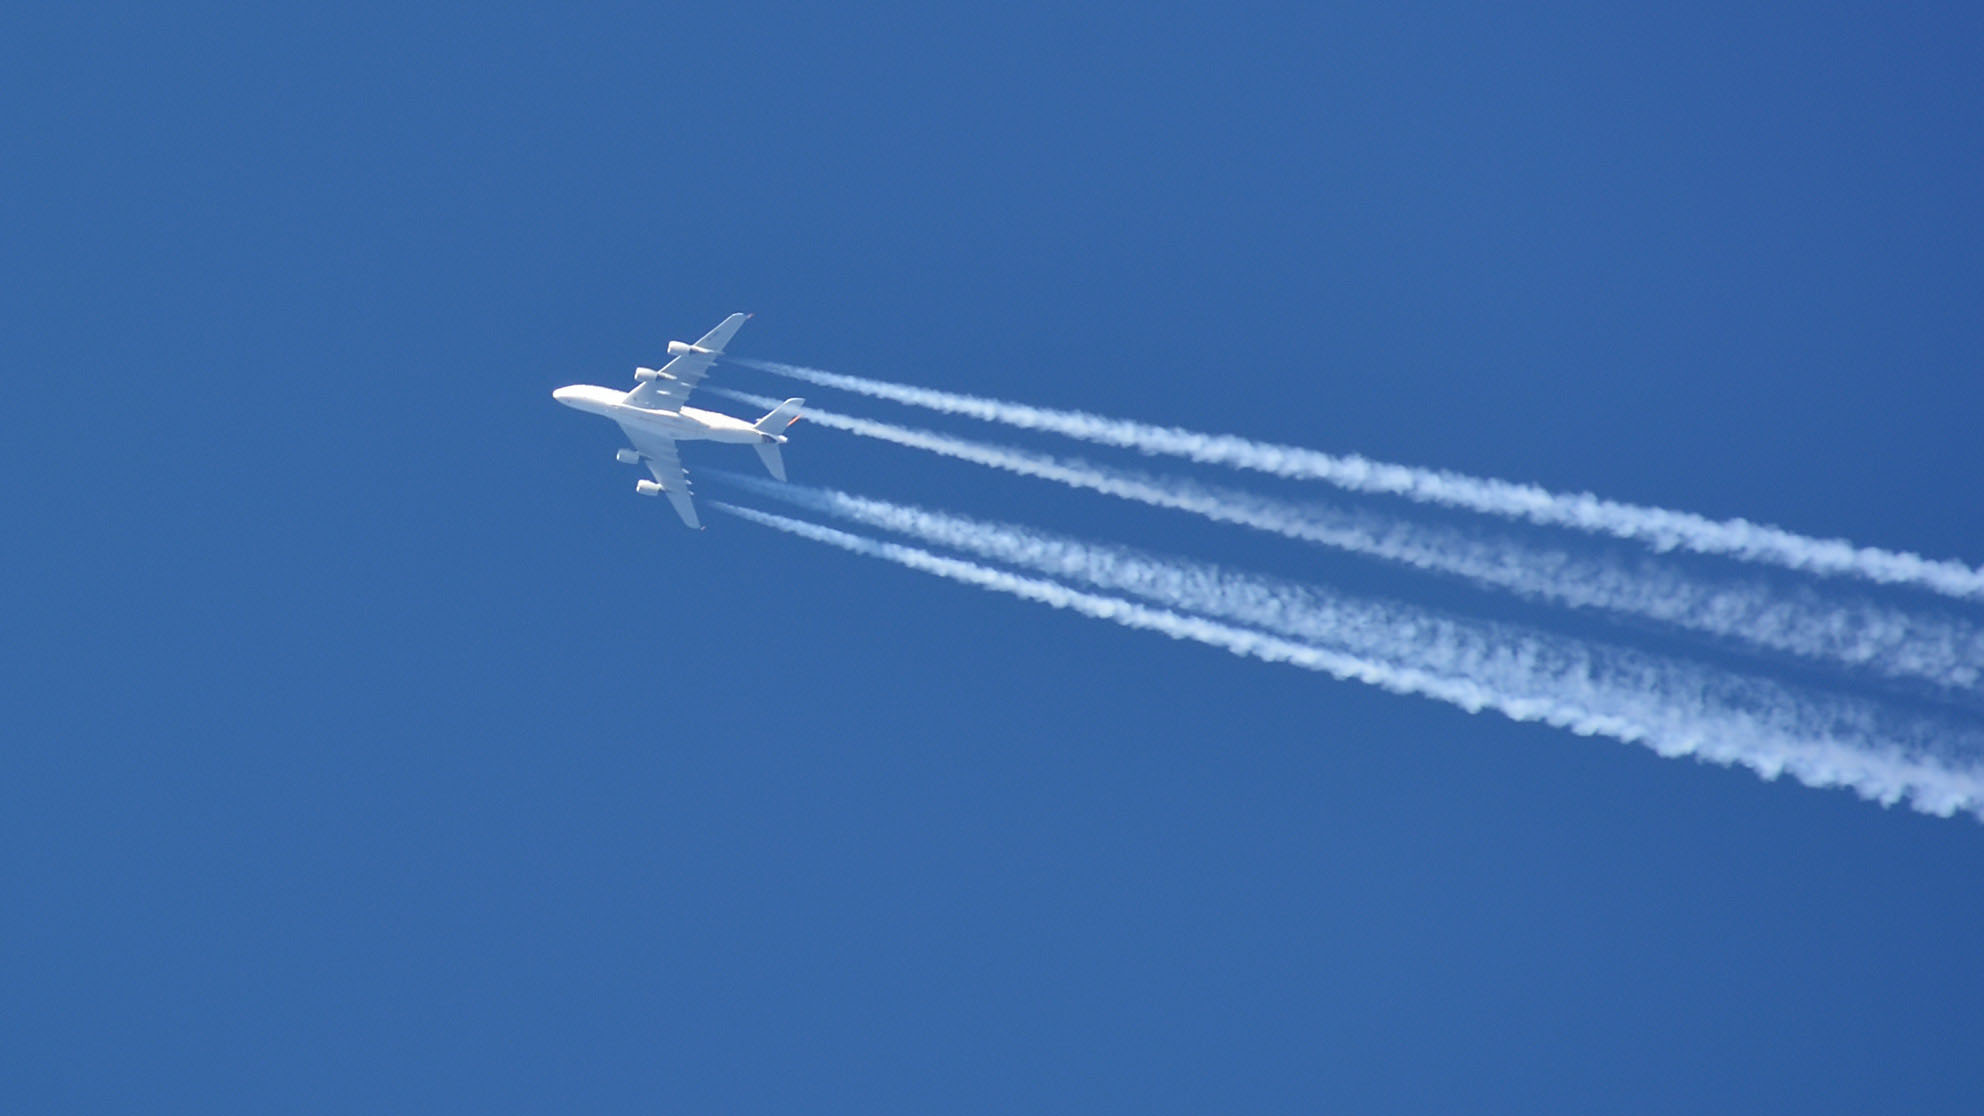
[553,313,803,529]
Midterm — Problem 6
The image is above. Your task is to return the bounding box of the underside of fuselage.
[552,386,772,444]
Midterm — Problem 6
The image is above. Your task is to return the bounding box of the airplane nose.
[552,385,579,406]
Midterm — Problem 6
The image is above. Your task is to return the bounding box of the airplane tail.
[753,442,786,481]
[752,398,803,481]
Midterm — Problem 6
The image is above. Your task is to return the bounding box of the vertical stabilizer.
[753,397,805,435]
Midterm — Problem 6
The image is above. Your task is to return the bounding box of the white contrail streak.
[711,502,1984,821]
[707,396,1984,694]
[730,357,1984,601]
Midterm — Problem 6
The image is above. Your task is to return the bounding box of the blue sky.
[6,3,1983,1111]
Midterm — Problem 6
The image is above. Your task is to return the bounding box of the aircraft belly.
[616,408,704,440]
[698,427,770,444]
[615,406,759,443]
[678,407,761,441]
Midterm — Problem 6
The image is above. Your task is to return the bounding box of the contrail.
[706,397,1984,694]
[730,357,1984,601]
[711,501,1984,821]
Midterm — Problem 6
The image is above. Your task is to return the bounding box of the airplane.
[552,313,802,529]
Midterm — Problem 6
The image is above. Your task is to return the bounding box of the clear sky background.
[6,3,1983,1112]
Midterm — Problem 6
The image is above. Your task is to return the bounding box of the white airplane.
[553,313,802,529]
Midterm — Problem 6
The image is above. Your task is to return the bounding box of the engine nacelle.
[666,340,715,357]
[634,479,664,497]
[634,367,664,382]
[615,448,641,464]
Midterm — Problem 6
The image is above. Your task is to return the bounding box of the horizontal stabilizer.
[754,442,787,482]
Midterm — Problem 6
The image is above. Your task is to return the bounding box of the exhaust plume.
[729,358,1984,601]
[712,501,1984,821]
[704,398,1984,694]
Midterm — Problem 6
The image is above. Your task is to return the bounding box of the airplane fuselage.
[552,384,784,445]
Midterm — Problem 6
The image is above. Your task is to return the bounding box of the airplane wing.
[622,312,750,412]
[617,423,701,529]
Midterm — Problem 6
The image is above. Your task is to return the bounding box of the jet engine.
[634,367,664,382]
[635,480,664,497]
[666,340,715,356]
[615,448,641,464]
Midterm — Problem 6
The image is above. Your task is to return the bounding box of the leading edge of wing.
[693,312,750,354]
